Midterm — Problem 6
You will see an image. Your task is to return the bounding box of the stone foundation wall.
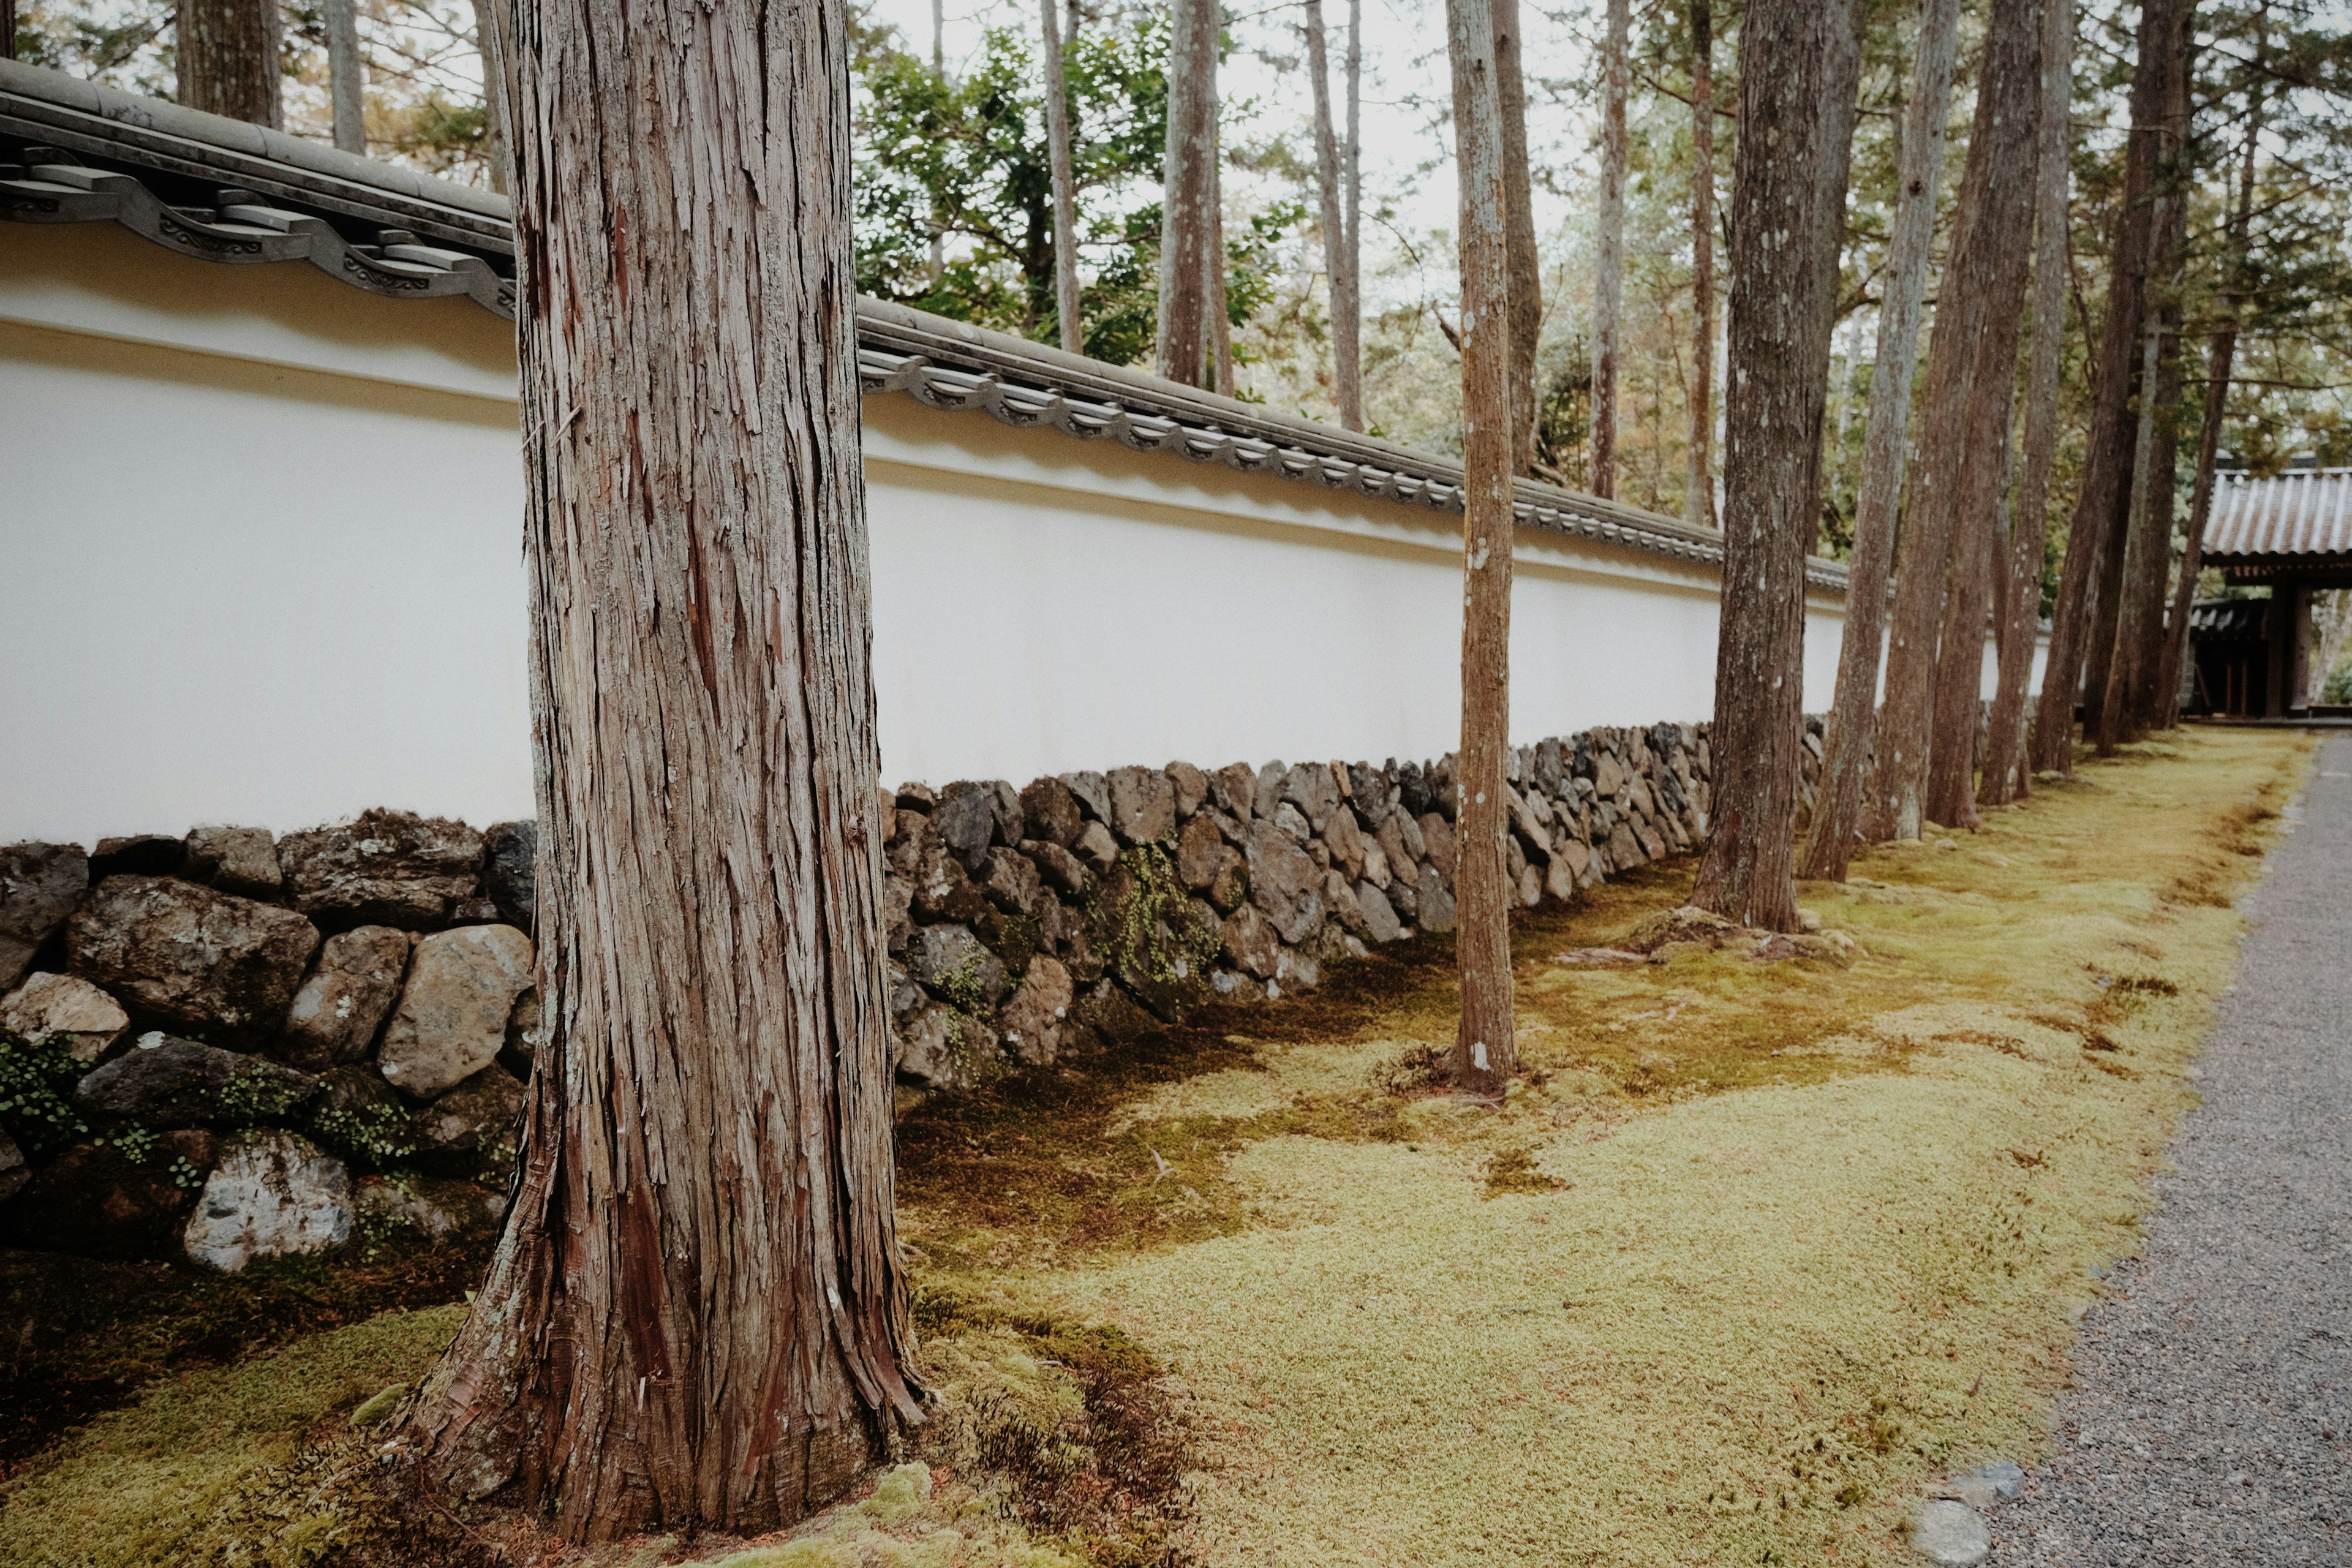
[0,715,1834,1272]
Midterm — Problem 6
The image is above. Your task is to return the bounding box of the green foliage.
[1093,842,1219,987]
[217,1064,303,1123]
[310,1100,417,1171]
[106,1122,160,1164]
[0,1029,91,1156]
[852,11,1292,366]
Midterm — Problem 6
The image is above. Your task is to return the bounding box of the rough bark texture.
[1042,0,1082,354]
[1875,0,2040,839]
[1208,119,1234,396]
[1446,0,1516,1099]
[1691,0,1860,931]
[1981,0,2076,807]
[1494,0,1540,475]
[1918,0,2043,829]
[1800,0,1962,879]
[1305,0,1352,421]
[2101,320,2185,747]
[394,0,919,1539]
[1589,0,1630,499]
[1339,0,1363,429]
[2,0,15,60]
[2029,0,2188,774]
[1686,0,1717,529]
[178,0,282,127]
[1156,0,1219,387]
[325,0,363,153]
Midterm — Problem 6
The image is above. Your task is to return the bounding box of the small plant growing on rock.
[311,1101,418,1170]
[0,1030,89,1155]
[217,1064,302,1123]
[1094,842,1221,987]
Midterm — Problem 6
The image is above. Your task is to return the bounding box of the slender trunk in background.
[1686,0,1717,528]
[326,0,364,153]
[2,0,15,59]
[2161,48,2262,726]
[1041,0,1082,353]
[1918,0,2043,829]
[178,0,282,126]
[477,0,513,194]
[1208,124,1234,395]
[1800,0,1962,880]
[1590,0,1630,497]
[1445,0,1516,1100]
[929,0,946,287]
[1494,0,1540,473]
[1338,0,1363,428]
[1692,0,1861,930]
[2029,0,2187,774]
[2097,314,2177,748]
[1874,0,2039,839]
[1981,0,2076,806]
[1157,0,1219,386]
[1306,0,1351,415]
[394,0,919,1538]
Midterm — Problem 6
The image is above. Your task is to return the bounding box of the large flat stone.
[0,971,128,1063]
[64,876,320,1039]
[182,1130,353,1272]
[278,809,484,930]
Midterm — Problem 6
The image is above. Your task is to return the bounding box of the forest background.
[18,0,2352,689]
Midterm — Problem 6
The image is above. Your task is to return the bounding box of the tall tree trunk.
[1590,0,1630,498]
[1494,0,1540,473]
[477,0,513,194]
[2,0,15,60]
[2105,320,2185,743]
[2028,0,2188,774]
[1209,122,1235,395]
[1446,0,1516,1101]
[1042,0,1083,353]
[1306,0,1351,416]
[1686,0,1717,529]
[1158,0,1219,386]
[1692,0,1861,930]
[1338,0,1363,429]
[179,0,282,127]
[929,0,946,288]
[1874,0,2041,839]
[394,0,920,1537]
[1918,0,2044,829]
[1981,0,2076,807]
[326,0,364,153]
[1800,0,1963,880]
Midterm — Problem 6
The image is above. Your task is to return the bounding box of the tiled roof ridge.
[2,56,1849,592]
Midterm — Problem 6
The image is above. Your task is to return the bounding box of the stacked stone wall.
[0,715,1836,1270]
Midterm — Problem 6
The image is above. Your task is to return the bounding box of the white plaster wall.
[1,217,2041,848]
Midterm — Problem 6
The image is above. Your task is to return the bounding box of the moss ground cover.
[0,728,2309,1567]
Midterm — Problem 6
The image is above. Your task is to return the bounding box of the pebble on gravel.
[1913,1499,1992,1566]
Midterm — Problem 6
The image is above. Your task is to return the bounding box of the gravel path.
[1986,736,2352,1566]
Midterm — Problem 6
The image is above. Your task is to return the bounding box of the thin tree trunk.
[1338,0,1363,429]
[1446,0,1516,1100]
[1494,0,1540,473]
[1918,0,2045,829]
[1209,123,1235,395]
[1042,0,1083,353]
[1158,0,1219,386]
[1692,0,1862,930]
[477,0,513,194]
[1981,0,2076,806]
[395,0,919,1537]
[326,0,364,153]
[1590,0,1630,498]
[1875,0,2041,839]
[1686,0,1717,529]
[929,0,946,288]
[2028,0,2187,774]
[2160,52,2260,726]
[1800,0,1962,880]
[1306,0,1351,416]
[178,0,281,127]
[2,0,15,60]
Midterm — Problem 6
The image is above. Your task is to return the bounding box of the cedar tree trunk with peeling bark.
[1158,0,1219,386]
[1800,0,1962,880]
[2029,0,2187,774]
[1042,0,1083,353]
[2103,320,2184,745]
[1691,0,1860,932]
[1589,0,1630,498]
[1494,0,1540,473]
[1918,0,2042,830]
[393,0,921,1540]
[1981,0,2076,806]
[1306,0,1352,420]
[1447,0,1516,1100]
[1686,0,1716,530]
[179,0,281,126]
